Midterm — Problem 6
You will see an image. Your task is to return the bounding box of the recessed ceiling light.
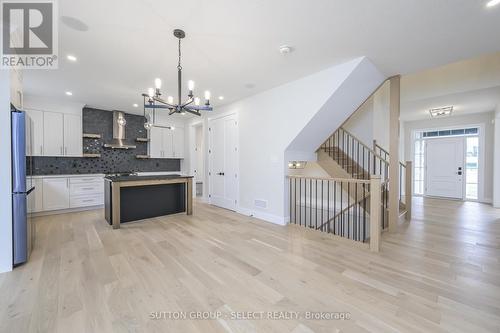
[65,91,73,96]
[218,96,224,100]
[67,54,77,62]
[487,0,500,7]
[279,45,294,54]
[429,106,453,118]
[133,103,138,107]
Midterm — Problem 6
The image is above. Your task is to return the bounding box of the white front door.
[425,137,464,199]
[209,115,238,211]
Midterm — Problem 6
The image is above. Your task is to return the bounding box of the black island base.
[104,174,193,229]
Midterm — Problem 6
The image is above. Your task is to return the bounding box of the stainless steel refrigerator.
[12,107,35,266]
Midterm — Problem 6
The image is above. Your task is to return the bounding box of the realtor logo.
[1,0,58,69]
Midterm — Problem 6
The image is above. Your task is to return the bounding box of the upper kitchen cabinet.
[172,127,185,158]
[148,126,183,159]
[63,114,83,156]
[26,109,44,156]
[43,111,64,156]
[26,109,83,157]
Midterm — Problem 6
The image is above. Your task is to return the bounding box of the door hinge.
[209,172,211,176]
[209,127,211,131]
[209,149,211,153]
[209,194,211,198]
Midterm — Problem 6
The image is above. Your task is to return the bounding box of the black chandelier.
[142,29,212,125]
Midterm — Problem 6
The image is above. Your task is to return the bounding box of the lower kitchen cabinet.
[35,175,104,213]
[42,178,70,211]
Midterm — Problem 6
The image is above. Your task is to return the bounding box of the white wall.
[23,94,85,115]
[342,80,390,149]
[403,111,495,203]
[494,105,500,207]
[191,57,385,224]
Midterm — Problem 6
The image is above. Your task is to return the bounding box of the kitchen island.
[104,174,193,229]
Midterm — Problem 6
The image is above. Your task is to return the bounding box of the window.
[465,137,479,200]
[413,139,425,195]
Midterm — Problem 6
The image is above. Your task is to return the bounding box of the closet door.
[208,114,238,211]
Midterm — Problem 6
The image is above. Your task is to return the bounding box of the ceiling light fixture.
[429,106,453,118]
[141,29,212,129]
[487,0,500,7]
[218,96,224,100]
[67,55,77,62]
[65,91,73,96]
[133,103,138,107]
[279,45,293,54]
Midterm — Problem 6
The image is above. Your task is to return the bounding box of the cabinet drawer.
[70,182,103,196]
[70,194,103,208]
[70,177,103,184]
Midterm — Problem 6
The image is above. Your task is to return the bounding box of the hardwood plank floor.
[1,197,500,333]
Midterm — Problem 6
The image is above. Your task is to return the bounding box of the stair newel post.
[370,175,381,252]
[388,75,401,231]
[405,161,412,221]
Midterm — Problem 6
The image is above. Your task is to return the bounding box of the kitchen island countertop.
[104,174,193,182]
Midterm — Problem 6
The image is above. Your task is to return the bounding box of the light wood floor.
[1,198,500,333]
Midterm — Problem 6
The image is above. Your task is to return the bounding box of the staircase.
[317,126,409,225]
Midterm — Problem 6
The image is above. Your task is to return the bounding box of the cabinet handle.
[40,146,43,155]
[81,187,94,190]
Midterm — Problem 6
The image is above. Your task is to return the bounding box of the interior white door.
[425,137,464,199]
[43,111,64,156]
[209,115,238,211]
[63,114,82,156]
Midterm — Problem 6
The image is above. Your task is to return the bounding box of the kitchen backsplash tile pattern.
[31,107,181,175]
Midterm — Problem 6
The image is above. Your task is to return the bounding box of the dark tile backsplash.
[31,107,181,175]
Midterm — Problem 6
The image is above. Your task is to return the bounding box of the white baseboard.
[30,205,103,217]
[236,206,287,226]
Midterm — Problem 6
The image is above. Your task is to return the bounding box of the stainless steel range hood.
[103,111,137,149]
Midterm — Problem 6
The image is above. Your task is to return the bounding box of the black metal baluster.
[299,178,302,226]
[315,179,318,229]
[321,180,323,230]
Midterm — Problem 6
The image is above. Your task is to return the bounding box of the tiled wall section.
[31,107,181,175]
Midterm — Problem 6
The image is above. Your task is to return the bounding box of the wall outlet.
[254,199,267,209]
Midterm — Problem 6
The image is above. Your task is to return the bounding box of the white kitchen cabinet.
[26,109,44,156]
[43,111,64,156]
[149,126,176,158]
[163,128,174,158]
[149,126,163,158]
[63,114,83,156]
[172,127,185,158]
[42,178,70,211]
[27,178,43,213]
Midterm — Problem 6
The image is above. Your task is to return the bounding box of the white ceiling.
[401,52,500,121]
[23,0,500,115]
